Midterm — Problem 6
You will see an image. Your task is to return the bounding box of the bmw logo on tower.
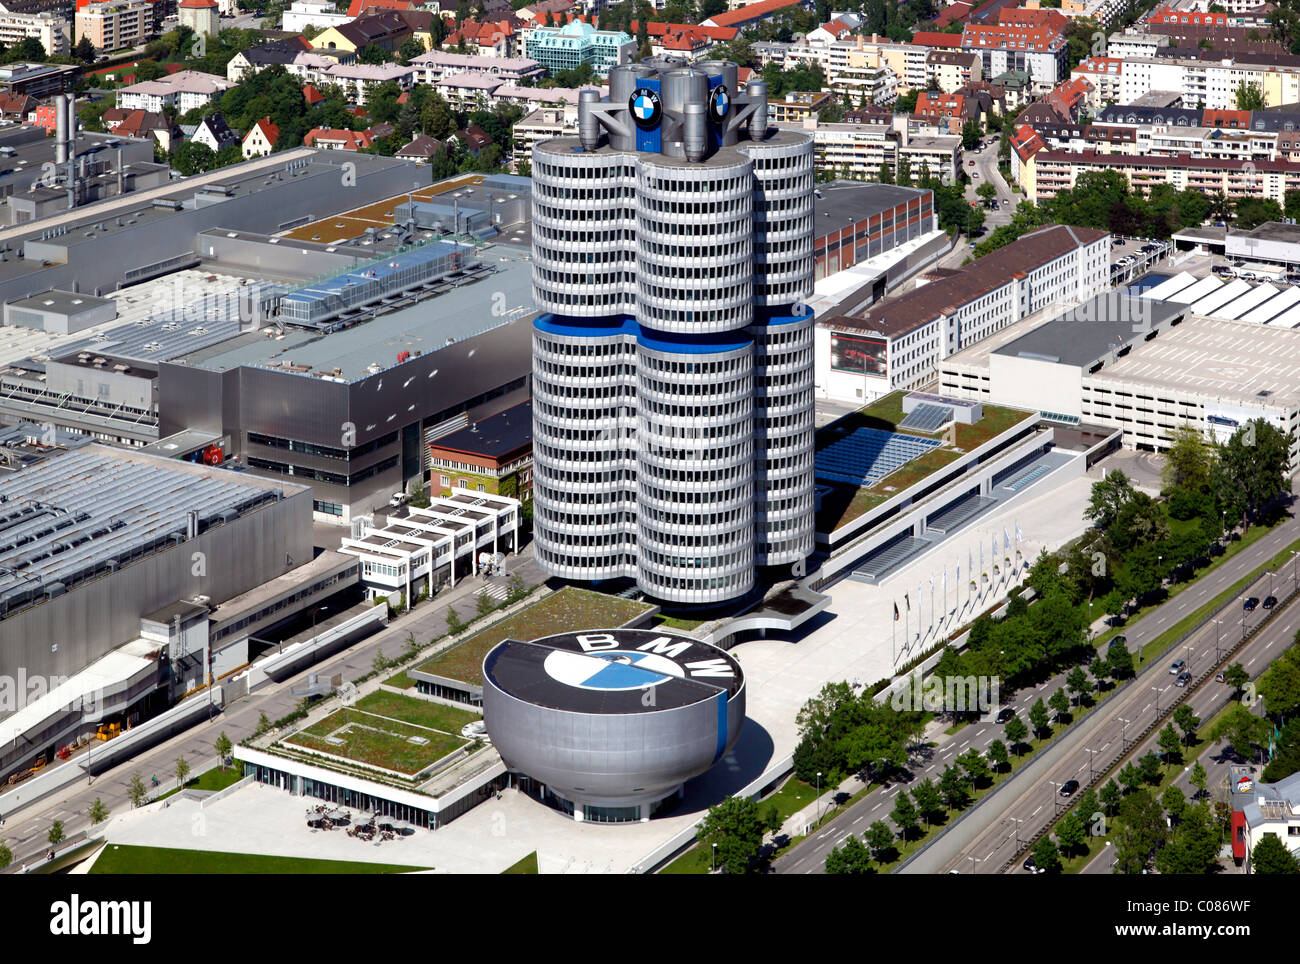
[630,85,662,129]
[708,83,730,124]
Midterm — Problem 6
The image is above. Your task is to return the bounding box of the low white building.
[410,50,545,85]
[339,494,521,605]
[819,224,1110,403]
[116,69,233,113]
[0,10,67,58]
[281,0,351,33]
[1236,770,1300,869]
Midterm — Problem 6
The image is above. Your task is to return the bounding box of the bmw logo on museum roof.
[630,86,663,130]
[708,84,730,124]
[484,628,743,713]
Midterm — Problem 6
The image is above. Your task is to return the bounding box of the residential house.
[242,116,280,157]
[395,132,443,160]
[303,126,375,149]
[188,112,240,153]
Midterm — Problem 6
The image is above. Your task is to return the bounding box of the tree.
[1158,723,1183,764]
[371,648,390,673]
[1162,784,1187,823]
[1217,419,1290,526]
[976,181,996,203]
[444,606,465,636]
[1223,662,1250,696]
[1004,714,1028,753]
[1155,802,1219,874]
[74,36,97,64]
[174,756,191,789]
[88,797,110,827]
[1066,666,1089,706]
[214,732,233,769]
[1056,810,1086,856]
[1031,835,1061,873]
[1190,761,1209,800]
[476,590,496,619]
[1259,645,1300,719]
[358,43,395,64]
[891,789,919,840]
[399,36,425,63]
[48,820,65,851]
[825,833,876,873]
[986,738,1009,773]
[1212,704,1272,761]
[961,117,981,150]
[1161,425,1215,496]
[696,795,780,874]
[1085,470,1135,532]
[896,155,911,187]
[1048,687,1070,723]
[505,573,527,604]
[1173,705,1200,746]
[866,820,896,862]
[1100,779,1123,816]
[1028,698,1050,739]
[128,773,147,808]
[1235,80,1267,111]
[256,711,271,735]
[1137,750,1163,786]
[938,764,972,811]
[1106,638,1135,680]
[957,747,991,788]
[1075,788,1102,831]
[1118,762,1142,793]
[1252,833,1300,874]
[1113,789,1168,874]
[912,778,944,825]
[0,842,10,870]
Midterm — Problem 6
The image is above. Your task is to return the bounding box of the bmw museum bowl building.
[482,628,745,822]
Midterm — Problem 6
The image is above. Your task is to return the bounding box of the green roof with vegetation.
[284,704,467,776]
[415,586,655,685]
[90,844,428,875]
[815,391,1033,534]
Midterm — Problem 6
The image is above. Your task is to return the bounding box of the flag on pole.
[980,542,984,569]
[929,576,934,591]
[942,567,947,591]
[894,602,900,621]
[1016,521,1023,544]
[1004,526,1011,549]
[904,593,910,611]
[956,562,961,585]
[969,546,974,575]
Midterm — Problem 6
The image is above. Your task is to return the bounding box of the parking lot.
[1110,236,1172,284]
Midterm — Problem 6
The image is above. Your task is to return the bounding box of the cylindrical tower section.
[532,316,639,583]
[740,132,815,309]
[750,306,815,567]
[635,332,755,605]
[531,141,637,320]
[635,154,753,335]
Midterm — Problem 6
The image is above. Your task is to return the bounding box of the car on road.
[971,171,979,178]
[1169,659,1186,674]
[968,159,977,166]
[1059,779,1079,797]
[1023,856,1044,873]
[1215,671,1226,682]
[1263,595,1278,610]
[1244,597,1260,612]
[1175,671,1193,687]
[996,707,1016,724]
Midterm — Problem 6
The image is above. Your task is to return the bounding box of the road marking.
[871,801,883,812]
[854,816,864,825]
[1031,805,1042,818]
[959,740,970,750]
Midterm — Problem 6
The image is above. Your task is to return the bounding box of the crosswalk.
[479,583,508,602]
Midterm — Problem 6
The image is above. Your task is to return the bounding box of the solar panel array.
[815,428,942,487]
[898,403,952,432]
[0,450,282,616]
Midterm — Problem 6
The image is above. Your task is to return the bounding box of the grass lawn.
[813,392,1032,533]
[286,709,465,775]
[352,691,479,732]
[502,851,539,874]
[415,587,654,685]
[653,614,707,631]
[154,765,246,802]
[90,845,429,875]
[385,671,415,689]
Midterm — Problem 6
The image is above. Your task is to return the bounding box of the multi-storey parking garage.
[530,58,816,606]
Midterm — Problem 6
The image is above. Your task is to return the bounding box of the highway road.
[941,545,1300,874]
[0,546,545,872]
[774,508,1300,875]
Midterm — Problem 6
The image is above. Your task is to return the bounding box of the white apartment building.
[0,11,67,58]
[510,104,576,166]
[411,51,545,85]
[75,0,153,53]
[116,69,233,113]
[281,0,351,33]
[1118,55,1300,110]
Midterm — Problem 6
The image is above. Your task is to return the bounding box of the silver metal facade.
[530,59,815,605]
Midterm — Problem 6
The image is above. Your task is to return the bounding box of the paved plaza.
[104,473,1095,873]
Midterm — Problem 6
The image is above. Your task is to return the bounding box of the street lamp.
[1291,551,1299,591]
[1152,685,1161,717]
[1084,747,1100,782]
[1010,816,1025,849]
[1118,716,1131,751]
[1213,618,1224,660]
[967,854,981,872]
[816,771,823,824]
[711,842,717,873]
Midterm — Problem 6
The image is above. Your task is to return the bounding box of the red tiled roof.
[996,7,1068,31]
[704,0,802,29]
[303,84,325,103]
[347,0,414,17]
[1010,122,1045,161]
[629,20,737,41]
[178,0,218,7]
[304,126,374,149]
[911,31,965,49]
[248,116,280,145]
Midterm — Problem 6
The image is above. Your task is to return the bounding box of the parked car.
[1023,856,1044,874]
[1244,597,1260,612]
[1112,635,1128,648]
[1263,595,1278,610]
[968,159,977,166]
[1215,671,1226,683]
[1059,779,1079,797]
[1170,659,1186,674]
[1176,671,1193,687]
